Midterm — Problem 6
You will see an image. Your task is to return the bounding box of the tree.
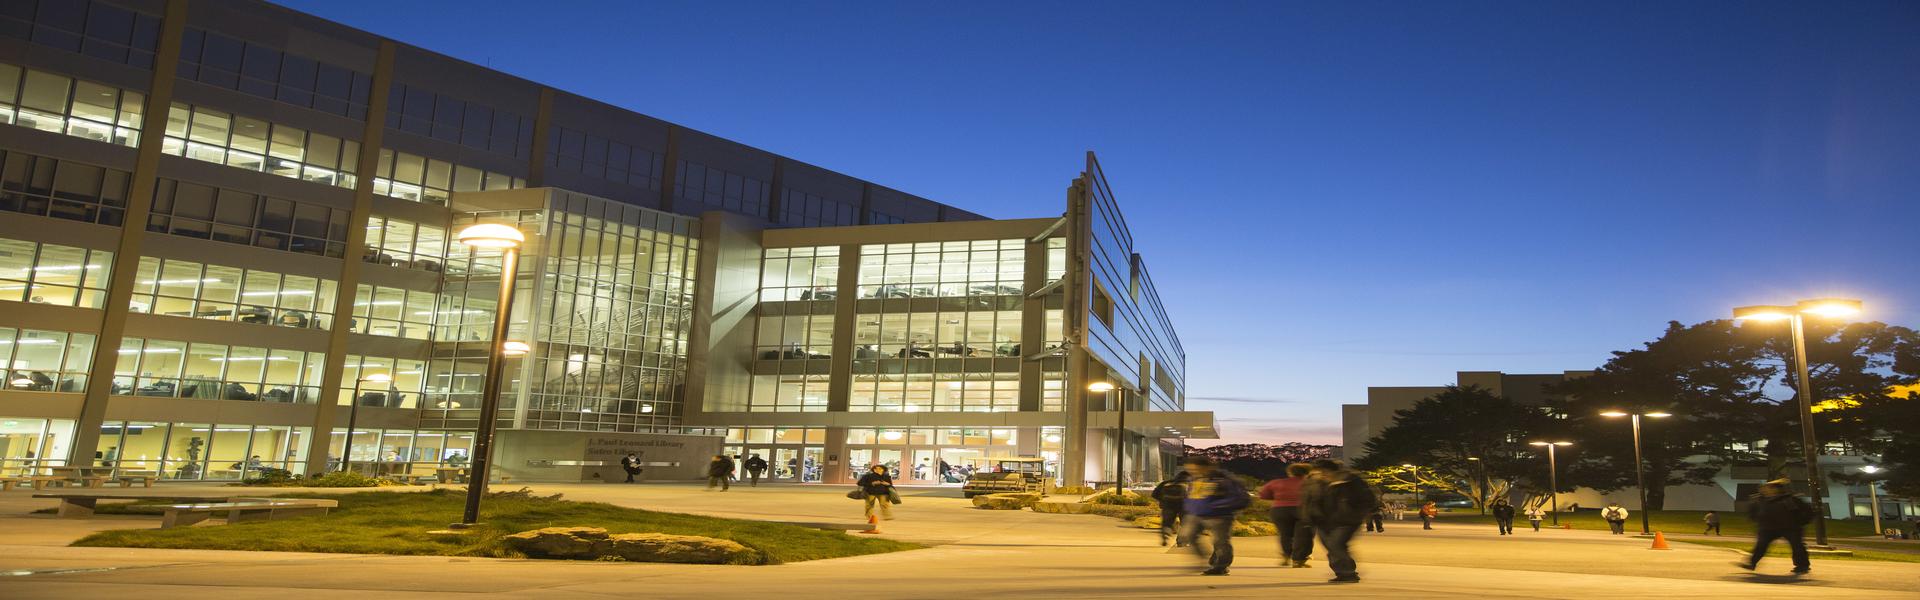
[1355,385,1549,509]
[1363,463,1510,505]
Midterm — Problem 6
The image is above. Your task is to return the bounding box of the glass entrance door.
[940,448,982,484]
[801,447,823,482]
[907,449,940,483]
[771,448,800,480]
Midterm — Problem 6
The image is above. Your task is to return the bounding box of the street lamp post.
[455,223,525,527]
[1468,456,1488,515]
[1733,297,1862,547]
[1089,381,1122,494]
[1529,441,1571,526]
[1861,465,1884,536]
[1601,411,1671,535]
[341,373,392,473]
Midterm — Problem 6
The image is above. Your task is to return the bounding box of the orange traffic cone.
[858,514,882,534]
[1649,531,1671,550]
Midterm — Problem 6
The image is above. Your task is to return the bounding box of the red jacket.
[1258,477,1305,507]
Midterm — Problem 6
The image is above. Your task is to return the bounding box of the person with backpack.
[1491,499,1516,535]
[1736,478,1812,575]
[1602,501,1629,534]
[1302,458,1374,584]
[1178,456,1250,576]
[854,464,897,522]
[705,454,735,491]
[1525,505,1545,532]
[1150,471,1190,547]
[743,454,769,487]
[1258,463,1314,567]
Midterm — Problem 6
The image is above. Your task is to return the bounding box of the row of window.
[350,284,437,340]
[856,240,1027,299]
[755,314,834,360]
[386,83,530,158]
[854,311,1026,359]
[1,327,96,393]
[760,246,840,302]
[0,1,161,69]
[149,178,350,258]
[339,355,428,410]
[371,148,522,206]
[87,421,309,481]
[364,215,448,271]
[0,235,113,308]
[0,149,132,227]
[111,337,325,404]
[845,427,1041,446]
[781,188,859,227]
[127,256,339,331]
[163,102,361,188]
[676,160,769,218]
[179,27,372,119]
[0,62,145,148]
[547,125,665,192]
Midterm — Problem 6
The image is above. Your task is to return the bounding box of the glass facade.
[0,235,113,308]
[149,179,351,258]
[349,284,436,339]
[0,418,76,476]
[547,125,664,192]
[857,240,1025,299]
[177,27,371,118]
[0,149,134,227]
[675,160,769,217]
[760,246,838,301]
[363,215,447,271]
[371,148,522,206]
[0,1,162,69]
[128,256,338,330]
[162,102,361,188]
[111,337,325,403]
[91,421,308,481]
[1,327,95,393]
[0,62,144,148]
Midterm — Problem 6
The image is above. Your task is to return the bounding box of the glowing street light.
[1860,465,1885,535]
[1529,441,1572,526]
[1601,410,1672,535]
[501,341,530,357]
[1733,297,1861,546]
[455,223,525,528]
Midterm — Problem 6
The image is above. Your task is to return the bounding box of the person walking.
[1419,501,1438,530]
[1703,511,1722,536]
[1259,463,1314,567]
[705,454,734,491]
[1302,459,1374,584]
[855,464,896,521]
[1177,456,1250,576]
[619,452,642,483]
[1491,499,1516,535]
[1525,505,1545,532]
[1736,479,1812,575]
[743,454,768,487]
[1365,502,1386,533]
[1150,471,1190,547]
[1602,501,1629,535]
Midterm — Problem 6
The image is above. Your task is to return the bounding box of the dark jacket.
[856,472,894,496]
[1491,504,1515,520]
[744,457,768,472]
[1748,492,1813,530]
[1182,470,1251,518]
[706,458,735,478]
[1302,470,1377,527]
[620,455,641,471]
[1150,476,1190,510]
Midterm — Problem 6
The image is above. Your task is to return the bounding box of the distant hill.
[1183,443,1341,481]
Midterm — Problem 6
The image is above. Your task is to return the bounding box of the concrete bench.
[116,474,159,488]
[34,493,227,518]
[22,476,71,490]
[161,498,337,529]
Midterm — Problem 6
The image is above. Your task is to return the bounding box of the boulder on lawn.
[1030,501,1093,514]
[608,533,760,565]
[1132,515,1162,529]
[972,493,1040,510]
[501,526,612,559]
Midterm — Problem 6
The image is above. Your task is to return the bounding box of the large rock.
[501,527,759,564]
[972,493,1040,510]
[1132,515,1162,529]
[501,527,612,558]
[608,533,759,564]
[1030,501,1092,514]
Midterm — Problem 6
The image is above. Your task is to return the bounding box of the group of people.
[1152,457,1375,583]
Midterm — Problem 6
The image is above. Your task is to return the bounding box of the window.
[852,310,1023,359]
[350,284,435,340]
[0,62,144,148]
[857,240,1025,299]
[127,256,337,330]
[0,1,162,69]
[0,150,133,226]
[148,179,348,258]
[1092,283,1114,328]
[747,374,829,413]
[386,83,529,157]
[339,355,428,410]
[675,160,768,218]
[754,314,834,361]
[161,103,358,187]
[111,337,324,403]
[0,326,94,392]
[371,148,521,206]
[93,421,310,481]
[363,215,447,271]
[760,246,839,301]
[780,189,858,227]
[0,236,112,307]
[176,28,369,118]
[547,126,663,191]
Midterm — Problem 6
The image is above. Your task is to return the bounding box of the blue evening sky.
[278,0,1920,445]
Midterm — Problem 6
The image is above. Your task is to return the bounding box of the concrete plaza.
[1,483,1915,599]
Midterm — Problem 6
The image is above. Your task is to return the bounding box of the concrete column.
[67,0,189,467]
[825,426,848,484]
[826,244,859,412]
[302,41,398,475]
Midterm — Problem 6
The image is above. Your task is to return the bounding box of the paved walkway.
[2,483,1916,598]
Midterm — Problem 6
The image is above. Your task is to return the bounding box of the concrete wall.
[492,430,722,483]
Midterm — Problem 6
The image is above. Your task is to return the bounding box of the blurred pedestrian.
[1303,459,1373,584]
[1419,501,1438,530]
[743,454,768,486]
[620,452,642,483]
[1602,502,1629,535]
[1525,505,1545,532]
[1150,471,1191,547]
[1365,502,1385,533]
[1491,499,1515,535]
[705,454,734,491]
[1703,511,1721,536]
[1735,479,1811,575]
[856,464,896,521]
[1259,463,1314,567]
[1178,456,1250,576]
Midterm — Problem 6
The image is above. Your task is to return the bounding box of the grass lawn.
[1432,509,1883,538]
[72,489,918,564]
[1673,538,1920,564]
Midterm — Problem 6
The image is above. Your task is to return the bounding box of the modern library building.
[0,0,1211,486]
